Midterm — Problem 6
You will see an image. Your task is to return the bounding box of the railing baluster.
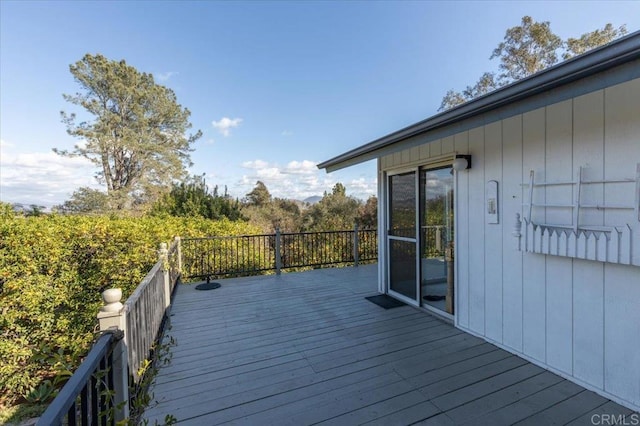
[107,350,114,420]
[250,236,254,272]
[99,354,107,426]
[224,239,228,276]
[91,374,98,425]
[200,240,205,279]
[68,401,77,426]
[80,385,88,426]
[323,233,326,264]
[275,228,282,274]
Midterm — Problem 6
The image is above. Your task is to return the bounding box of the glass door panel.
[420,167,454,314]
[387,171,418,304]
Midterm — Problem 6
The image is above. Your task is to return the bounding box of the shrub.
[0,206,259,405]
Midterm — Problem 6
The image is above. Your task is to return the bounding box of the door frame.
[383,158,458,320]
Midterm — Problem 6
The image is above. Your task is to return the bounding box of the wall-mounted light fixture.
[453,154,472,171]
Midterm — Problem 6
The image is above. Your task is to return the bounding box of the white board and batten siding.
[378,77,640,411]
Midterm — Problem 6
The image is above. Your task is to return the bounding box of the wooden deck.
[143,265,636,425]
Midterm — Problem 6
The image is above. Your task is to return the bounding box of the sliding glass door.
[386,165,456,315]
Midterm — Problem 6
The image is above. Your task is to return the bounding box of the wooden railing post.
[97,289,129,421]
[175,236,182,274]
[159,243,171,310]
[275,228,282,275]
[353,223,359,267]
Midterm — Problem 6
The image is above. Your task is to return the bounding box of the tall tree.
[302,183,361,231]
[357,196,378,229]
[439,72,500,112]
[331,182,347,197]
[55,54,202,209]
[490,16,562,82]
[439,18,627,111]
[240,182,303,232]
[245,181,272,206]
[54,187,110,214]
[563,23,627,59]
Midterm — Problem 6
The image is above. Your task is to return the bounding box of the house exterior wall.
[378,77,640,410]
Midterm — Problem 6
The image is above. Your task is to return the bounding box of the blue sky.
[1,1,639,207]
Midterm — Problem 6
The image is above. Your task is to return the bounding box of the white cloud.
[281,130,293,136]
[212,117,243,137]
[256,167,282,179]
[231,159,375,201]
[242,159,269,170]
[349,177,377,196]
[0,140,100,207]
[156,71,178,82]
[284,160,317,175]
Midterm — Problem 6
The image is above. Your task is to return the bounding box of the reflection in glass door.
[420,167,454,314]
[387,172,418,304]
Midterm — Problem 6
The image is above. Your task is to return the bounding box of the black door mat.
[365,294,406,309]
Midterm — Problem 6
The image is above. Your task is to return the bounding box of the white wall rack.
[513,163,639,266]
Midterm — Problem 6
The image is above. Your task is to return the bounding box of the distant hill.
[302,196,322,205]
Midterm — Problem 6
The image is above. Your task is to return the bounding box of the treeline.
[241,181,376,232]
[55,175,377,233]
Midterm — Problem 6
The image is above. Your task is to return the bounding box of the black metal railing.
[181,234,277,279]
[357,228,378,263]
[281,230,354,268]
[37,330,123,426]
[181,227,377,280]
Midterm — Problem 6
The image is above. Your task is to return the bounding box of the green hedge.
[0,205,260,405]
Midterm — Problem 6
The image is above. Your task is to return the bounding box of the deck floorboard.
[143,265,635,425]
